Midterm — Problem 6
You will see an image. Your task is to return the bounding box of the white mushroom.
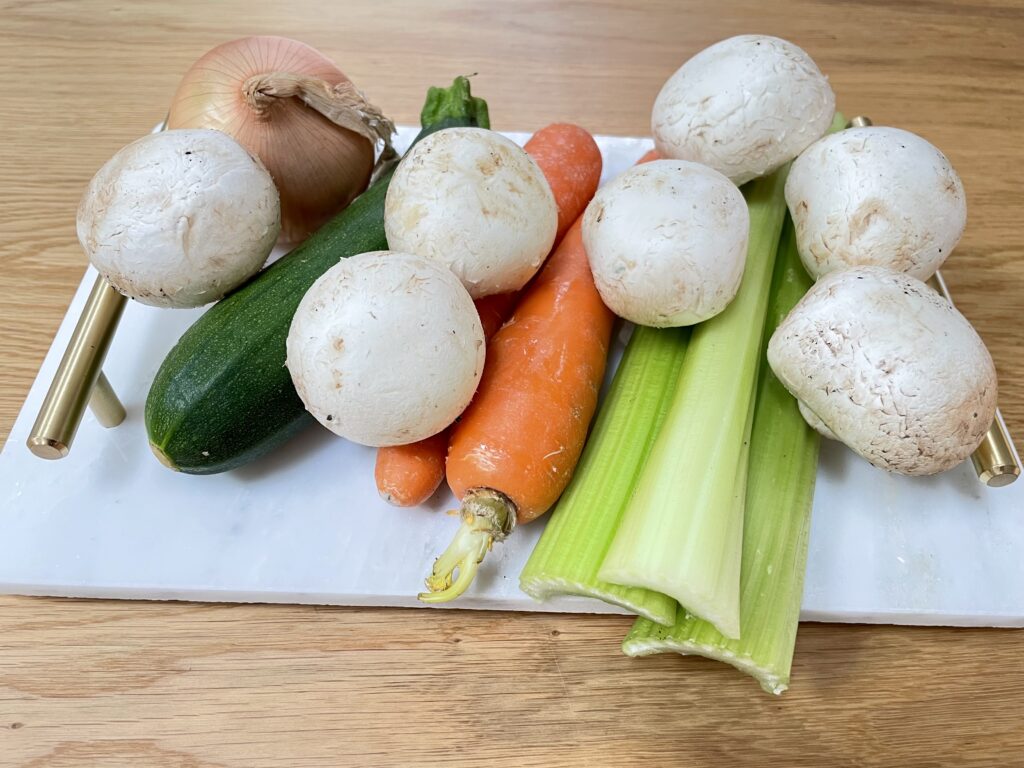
[785,126,967,281]
[652,35,835,186]
[797,400,837,440]
[384,127,557,299]
[285,250,485,447]
[77,129,280,308]
[767,266,997,475]
[581,159,749,327]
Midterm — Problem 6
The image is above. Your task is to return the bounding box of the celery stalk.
[715,372,759,632]
[622,217,821,695]
[598,167,790,639]
[519,325,688,626]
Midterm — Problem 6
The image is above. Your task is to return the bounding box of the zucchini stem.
[418,489,515,603]
[420,76,490,134]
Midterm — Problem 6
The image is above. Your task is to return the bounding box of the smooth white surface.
[1,128,1021,626]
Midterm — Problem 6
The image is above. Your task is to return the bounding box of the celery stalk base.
[622,216,822,695]
[519,326,688,626]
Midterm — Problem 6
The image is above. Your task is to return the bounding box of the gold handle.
[25,120,171,460]
[27,274,127,459]
[926,270,1020,487]
[971,411,1021,488]
[845,115,1020,487]
[90,371,127,428]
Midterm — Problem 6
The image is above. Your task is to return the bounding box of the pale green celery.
[716,372,759,635]
[598,167,790,640]
[622,217,821,695]
[519,325,688,626]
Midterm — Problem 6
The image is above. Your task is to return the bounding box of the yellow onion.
[168,36,394,242]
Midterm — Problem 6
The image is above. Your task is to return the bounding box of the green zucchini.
[145,77,490,474]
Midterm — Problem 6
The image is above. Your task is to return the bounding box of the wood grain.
[1,1,1022,765]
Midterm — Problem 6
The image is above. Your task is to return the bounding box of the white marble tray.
[1,129,1021,627]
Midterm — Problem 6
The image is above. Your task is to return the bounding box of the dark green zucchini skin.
[145,78,490,474]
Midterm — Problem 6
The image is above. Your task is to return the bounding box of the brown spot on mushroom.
[848,198,889,241]
[475,147,507,178]
[401,203,428,232]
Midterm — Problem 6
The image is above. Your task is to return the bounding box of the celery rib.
[519,325,688,626]
[598,167,791,639]
[622,216,822,695]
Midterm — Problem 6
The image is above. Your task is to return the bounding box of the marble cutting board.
[1,128,1021,627]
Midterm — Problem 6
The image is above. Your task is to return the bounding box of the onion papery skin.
[168,36,375,242]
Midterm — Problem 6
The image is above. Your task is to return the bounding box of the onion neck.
[242,72,395,156]
[242,73,284,119]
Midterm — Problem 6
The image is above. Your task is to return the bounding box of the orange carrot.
[373,295,514,507]
[419,215,615,602]
[474,292,519,341]
[374,124,603,508]
[527,123,605,240]
[637,148,660,164]
[374,432,449,507]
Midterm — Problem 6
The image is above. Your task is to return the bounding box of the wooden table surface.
[2,1,1022,765]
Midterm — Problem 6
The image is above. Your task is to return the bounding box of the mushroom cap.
[785,126,966,282]
[581,159,749,327]
[798,399,838,440]
[767,266,997,475]
[384,127,557,299]
[285,250,485,447]
[652,35,835,186]
[77,129,280,308]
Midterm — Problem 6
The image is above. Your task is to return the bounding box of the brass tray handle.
[26,120,168,460]
[27,274,127,459]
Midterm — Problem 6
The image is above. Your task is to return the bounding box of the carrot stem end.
[417,489,516,603]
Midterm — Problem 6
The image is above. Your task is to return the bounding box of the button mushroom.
[797,400,837,440]
[767,266,997,475]
[285,250,485,447]
[652,35,835,186]
[77,129,280,308]
[785,126,967,281]
[383,127,557,299]
[581,159,749,326]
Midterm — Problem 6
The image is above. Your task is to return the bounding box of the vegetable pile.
[145,73,488,473]
[76,33,1001,694]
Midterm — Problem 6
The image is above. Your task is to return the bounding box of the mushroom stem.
[418,489,516,603]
